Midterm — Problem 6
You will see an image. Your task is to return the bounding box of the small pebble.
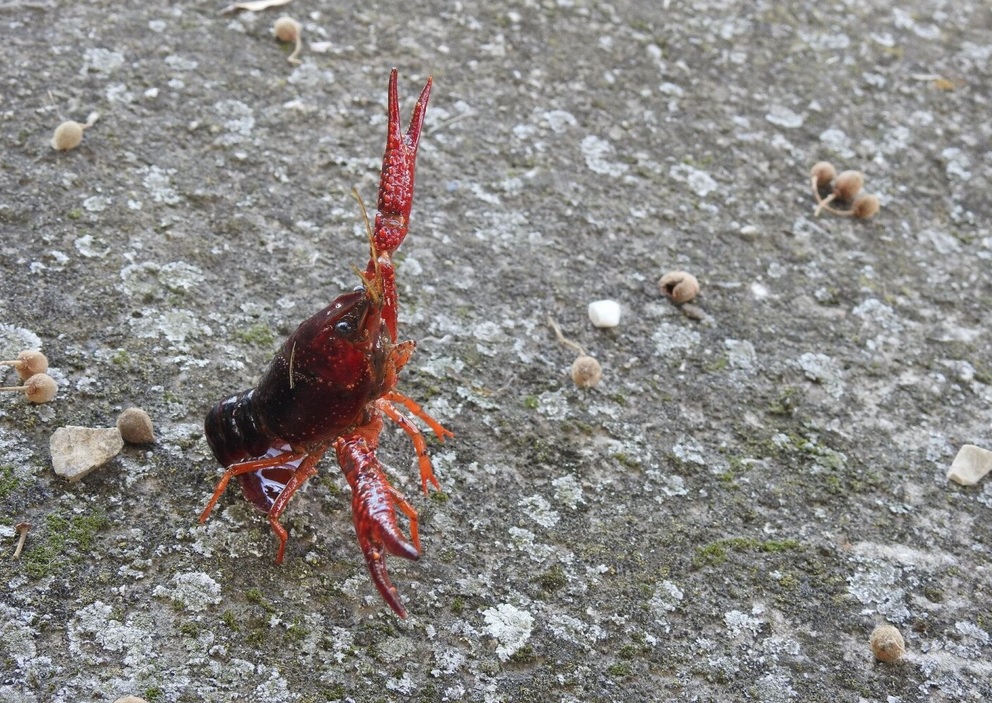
[113,697,149,703]
[50,426,124,482]
[570,355,602,388]
[587,300,621,328]
[117,407,156,444]
[947,444,992,486]
[870,623,905,662]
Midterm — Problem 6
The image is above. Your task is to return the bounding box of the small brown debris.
[50,112,98,151]
[117,407,156,444]
[850,194,880,220]
[548,316,603,388]
[658,271,700,304]
[273,16,302,64]
[870,623,905,662]
[809,161,836,200]
[0,373,58,403]
[831,170,864,203]
[570,355,602,388]
[12,521,30,560]
[0,350,48,381]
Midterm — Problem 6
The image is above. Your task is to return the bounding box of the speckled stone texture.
[1,1,990,701]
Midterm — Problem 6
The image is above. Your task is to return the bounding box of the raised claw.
[374,68,433,257]
[366,70,433,343]
[335,425,422,618]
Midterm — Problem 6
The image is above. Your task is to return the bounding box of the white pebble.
[50,426,124,482]
[947,444,992,486]
[587,299,621,328]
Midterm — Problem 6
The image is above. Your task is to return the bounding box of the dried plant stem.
[547,316,586,356]
[12,522,30,560]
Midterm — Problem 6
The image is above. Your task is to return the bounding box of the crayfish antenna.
[351,188,384,305]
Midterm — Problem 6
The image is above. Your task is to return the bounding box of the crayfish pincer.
[200,69,451,618]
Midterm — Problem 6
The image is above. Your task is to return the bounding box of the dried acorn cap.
[658,270,700,304]
[832,170,864,203]
[851,193,880,219]
[570,355,602,388]
[0,350,48,381]
[117,407,156,444]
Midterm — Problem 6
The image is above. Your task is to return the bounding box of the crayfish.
[200,69,450,618]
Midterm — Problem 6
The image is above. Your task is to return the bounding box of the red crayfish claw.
[374,68,432,257]
[335,428,425,618]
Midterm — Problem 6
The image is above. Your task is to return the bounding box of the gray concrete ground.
[1,1,991,701]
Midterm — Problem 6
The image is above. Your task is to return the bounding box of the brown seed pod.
[50,112,99,151]
[851,193,880,219]
[870,623,905,662]
[548,316,603,388]
[833,170,864,202]
[658,271,700,304]
[570,355,602,388]
[0,350,48,381]
[814,169,866,216]
[273,16,303,64]
[0,373,58,403]
[51,121,84,151]
[117,407,156,444]
[809,161,836,201]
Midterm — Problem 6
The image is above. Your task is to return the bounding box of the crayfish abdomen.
[200,70,448,618]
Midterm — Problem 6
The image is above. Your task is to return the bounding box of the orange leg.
[377,398,443,494]
[200,447,324,565]
[383,390,454,441]
[264,449,325,564]
[199,451,307,525]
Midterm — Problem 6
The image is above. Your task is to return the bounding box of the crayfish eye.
[335,319,356,337]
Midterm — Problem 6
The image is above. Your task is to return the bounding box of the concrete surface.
[1,0,991,701]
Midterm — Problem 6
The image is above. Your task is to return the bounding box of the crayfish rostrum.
[200,69,450,618]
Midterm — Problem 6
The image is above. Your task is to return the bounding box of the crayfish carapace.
[200,69,450,618]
